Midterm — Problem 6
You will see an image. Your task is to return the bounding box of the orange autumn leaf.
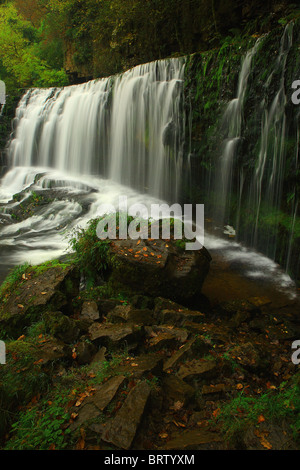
[257,414,265,423]
[76,437,85,450]
[255,430,272,449]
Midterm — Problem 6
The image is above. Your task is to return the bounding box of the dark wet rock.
[75,341,97,365]
[218,299,260,318]
[0,264,79,336]
[131,294,155,310]
[37,337,72,364]
[229,310,252,328]
[86,376,126,411]
[161,375,195,406]
[201,383,231,396]
[229,342,269,372]
[178,359,218,383]
[163,338,197,371]
[126,308,155,325]
[158,428,223,450]
[97,299,123,316]
[240,421,298,450]
[102,380,151,449]
[157,308,205,326]
[107,238,211,306]
[115,353,164,379]
[145,326,188,351]
[91,346,107,364]
[107,305,155,326]
[88,322,144,349]
[106,304,131,323]
[69,403,100,432]
[80,301,100,322]
[247,296,272,308]
[44,311,80,344]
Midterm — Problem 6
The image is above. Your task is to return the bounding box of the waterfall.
[8,58,186,201]
[211,23,298,279]
[0,58,187,278]
[214,38,262,225]
[248,23,294,255]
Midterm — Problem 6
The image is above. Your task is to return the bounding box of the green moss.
[214,373,300,445]
[0,337,51,438]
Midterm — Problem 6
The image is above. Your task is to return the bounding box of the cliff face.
[184,20,300,282]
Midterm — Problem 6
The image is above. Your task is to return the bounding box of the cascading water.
[8,59,185,201]
[0,46,298,297]
[0,58,187,282]
[210,23,299,284]
[214,38,262,226]
[247,24,294,254]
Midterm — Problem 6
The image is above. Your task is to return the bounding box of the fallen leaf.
[212,408,220,418]
[173,421,186,428]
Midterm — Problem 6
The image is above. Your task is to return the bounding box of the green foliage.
[69,217,111,288]
[215,375,300,444]
[4,387,73,450]
[0,2,68,91]
[0,337,50,437]
[68,212,141,287]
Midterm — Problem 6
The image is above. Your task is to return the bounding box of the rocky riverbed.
[0,235,300,450]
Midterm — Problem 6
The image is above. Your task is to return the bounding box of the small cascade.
[210,23,298,279]
[247,23,294,255]
[214,38,262,225]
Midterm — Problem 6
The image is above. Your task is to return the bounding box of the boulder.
[102,380,151,449]
[107,238,211,306]
[0,264,79,336]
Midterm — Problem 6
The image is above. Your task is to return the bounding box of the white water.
[215,37,263,224]
[9,59,185,201]
[0,57,298,298]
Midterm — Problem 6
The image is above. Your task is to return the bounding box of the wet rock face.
[102,380,152,449]
[107,238,211,307]
[0,264,80,336]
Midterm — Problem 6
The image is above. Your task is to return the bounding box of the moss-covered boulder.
[0,261,80,337]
